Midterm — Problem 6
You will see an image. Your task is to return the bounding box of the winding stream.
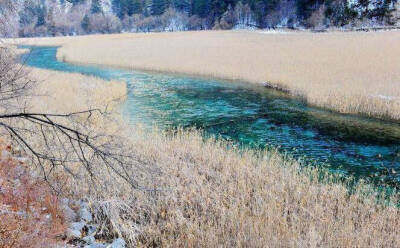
[21,46,400,187]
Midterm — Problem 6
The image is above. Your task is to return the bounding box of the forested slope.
[2,0,400,37]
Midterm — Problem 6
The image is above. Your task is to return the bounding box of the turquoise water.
[21,46,400,186]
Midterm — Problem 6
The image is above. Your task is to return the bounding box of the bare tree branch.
[0,2,150,194]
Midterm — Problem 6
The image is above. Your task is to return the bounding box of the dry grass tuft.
[25,67,127,134]
[10,30,400,119]
[28,68,127,115]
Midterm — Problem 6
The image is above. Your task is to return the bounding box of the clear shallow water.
[21,46,400,187]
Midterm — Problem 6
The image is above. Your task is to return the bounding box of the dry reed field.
[87,128,400,247]
[28,68,127,116]
[9,62,400,247]
[0,55,128,246]
[11,30,400,120]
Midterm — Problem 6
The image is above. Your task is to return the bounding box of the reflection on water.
[21,46,400,187]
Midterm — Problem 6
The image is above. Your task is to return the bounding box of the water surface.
[21,46,400,187]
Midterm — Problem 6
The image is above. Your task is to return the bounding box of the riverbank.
[0,58,128,246]
[10,30,400,120]
[0,52,396,246]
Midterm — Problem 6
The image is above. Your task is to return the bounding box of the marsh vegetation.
[3,64,400,247]
[14,30,400,120]
[3,16,400,246]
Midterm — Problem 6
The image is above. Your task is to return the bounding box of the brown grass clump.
[25,67,127,136]
[10,30,400,120]
[0,141,65,248]
[28,68,127,115]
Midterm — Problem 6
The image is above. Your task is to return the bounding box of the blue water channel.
[20,45,400,187]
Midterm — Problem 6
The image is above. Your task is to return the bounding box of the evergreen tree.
[81,14,90,32]
[143,0,151,16]
[192,0,211,18]
[151,0,168,15]
[172,0,192,14]
[246,0,280,27]
[124,0,143,16]
[131,0,143,14]
[91,0,103,14]
[46,7,57,35]
[12,0,400,36]
[19,0,36,26]
[35,5,47,27]
[67,0,86,5]
[112,0,122,17]
[296,0,323,22]
[113,0,143,18]
[210,0,232,18]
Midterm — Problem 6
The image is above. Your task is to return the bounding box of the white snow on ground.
[256,29,294,34]
[233,24,257,30]
[370,95,400,101]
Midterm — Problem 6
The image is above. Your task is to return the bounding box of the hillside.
[3,0,400,37]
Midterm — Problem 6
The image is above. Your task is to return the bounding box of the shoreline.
[17,42,400,126]
[5,39,400,247]
[10,30,400,120]
[53,45,400,124]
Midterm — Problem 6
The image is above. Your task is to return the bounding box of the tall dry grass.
[25,67,127,137]
[61,127,400,247]
[10,30,400,120]
[22,67,400,247]
[28,68,126,115]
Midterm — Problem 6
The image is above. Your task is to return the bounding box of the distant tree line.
[2,0,400,37]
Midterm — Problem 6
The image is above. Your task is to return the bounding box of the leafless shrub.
[0,49,33,112]
[0,0,19,38]
[161,8,189,31]
[218,5,237,30]
[0,57,138,196]
[391,1,400,25]
[136,16,162,32]
[89,13,122,34]
[235,2,256,27]
[0,3,144,195]
[307,5,327,29]
[187,15,205,30]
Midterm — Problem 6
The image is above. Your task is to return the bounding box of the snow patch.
[256,29,294,34]
[370,95,400,101]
